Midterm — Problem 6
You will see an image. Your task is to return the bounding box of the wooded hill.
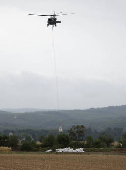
[0,105,126,131]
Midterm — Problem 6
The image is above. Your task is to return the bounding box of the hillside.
[0,105,126,131]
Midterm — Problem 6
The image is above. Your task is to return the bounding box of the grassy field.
[0,153,126,170]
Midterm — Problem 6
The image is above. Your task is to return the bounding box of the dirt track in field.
[0,154,126,170]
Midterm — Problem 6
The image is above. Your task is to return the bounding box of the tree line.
[1,126,124,141]
[0,125,126,151]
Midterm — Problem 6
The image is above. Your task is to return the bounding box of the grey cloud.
[0,72,126,109]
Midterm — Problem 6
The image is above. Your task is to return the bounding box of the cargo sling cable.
[52,28,60,111]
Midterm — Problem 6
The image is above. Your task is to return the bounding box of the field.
[0,153,126,170]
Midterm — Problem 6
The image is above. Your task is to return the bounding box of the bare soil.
[0,153,126,170]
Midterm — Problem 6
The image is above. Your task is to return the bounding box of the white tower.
[59,123,63,133]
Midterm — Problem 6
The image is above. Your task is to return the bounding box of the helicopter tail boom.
[56,21,61,23]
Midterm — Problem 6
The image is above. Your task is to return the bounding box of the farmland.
[0,153,126,170]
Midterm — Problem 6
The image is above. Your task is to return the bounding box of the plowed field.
[0,154,126,170]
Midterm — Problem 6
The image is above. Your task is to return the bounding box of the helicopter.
[28,12,74,28]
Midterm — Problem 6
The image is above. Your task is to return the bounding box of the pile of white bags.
[45,147,84,153]
[56,147,84,153]
[45,149,52,152]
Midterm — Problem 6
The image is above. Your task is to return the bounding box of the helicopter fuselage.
[47,17,61,27]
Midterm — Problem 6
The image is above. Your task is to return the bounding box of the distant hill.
[0,105,126,131]
[2,108,51,113]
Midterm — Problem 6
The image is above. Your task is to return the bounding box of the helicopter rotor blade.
[28,14,35,15]
[28,12,74,17]
[37,14,59,17]
[37,15,51,16]
[28,13,59,17]
[57,12,75,16]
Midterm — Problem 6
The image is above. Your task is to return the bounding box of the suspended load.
[59,123,63,133]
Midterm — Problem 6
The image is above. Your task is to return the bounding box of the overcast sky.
[0,0,126,109]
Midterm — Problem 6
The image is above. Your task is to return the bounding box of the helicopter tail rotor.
[28,13,35,15]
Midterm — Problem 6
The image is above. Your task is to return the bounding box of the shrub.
[69,141,85,148]
[86,136,93,148]
[56,134,70,147]
[0,135,9,147]
[21,141,39,151]
[8,136,19,150]
[99,135,114,147]
[93,139,105,148]
[122,133,126,148]
[38,135,45,143]
[42,134,55,147]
